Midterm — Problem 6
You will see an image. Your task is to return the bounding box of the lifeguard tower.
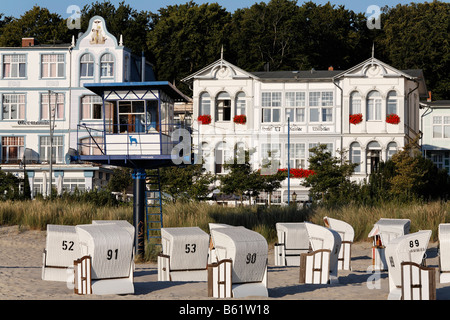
[77,81,189,257]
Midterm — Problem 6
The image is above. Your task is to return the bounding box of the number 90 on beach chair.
[208,227,268,298]
[157,227,210,282]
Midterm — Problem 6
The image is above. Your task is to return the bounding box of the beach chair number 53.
[185,244,197,253]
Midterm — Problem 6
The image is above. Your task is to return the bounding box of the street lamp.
[292,191,297,206]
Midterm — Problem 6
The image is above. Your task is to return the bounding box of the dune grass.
[1,198,449,247]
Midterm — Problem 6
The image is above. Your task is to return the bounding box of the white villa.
[0,16,155,197]
[182,55,428,203]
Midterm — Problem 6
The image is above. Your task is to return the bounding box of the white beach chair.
[42,224,81,282]
[208,227,268,298]
[74,223,134,295]
[401,261,436,300]
[368,218,411,271]
[323,217,354,270]
[385,230,432,300]
[438,223,450,283]
[92,220,135,239]
[158,227,210,281]
[300,222,341,284]
[274,222,310,266]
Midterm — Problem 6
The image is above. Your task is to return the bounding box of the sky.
[1,0,448,19]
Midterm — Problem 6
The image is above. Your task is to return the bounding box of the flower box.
[197,114,211,125]
[386,113,400,124]
[278,168,315,178]
[233,114,247,125]
[349,113,363,125]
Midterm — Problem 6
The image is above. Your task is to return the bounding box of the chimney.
[22,37,35,47]
[328,66,334,71]
[427,91,432,102]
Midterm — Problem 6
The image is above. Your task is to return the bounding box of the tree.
[107,167,133,200]
[0,170,21,200]
[0,6,70,47]
[147,1,232,93]
[158,165,214,202]
[302,144,358,206]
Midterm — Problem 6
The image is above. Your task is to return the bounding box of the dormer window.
[216,91,231,121]
[100,53,114,78]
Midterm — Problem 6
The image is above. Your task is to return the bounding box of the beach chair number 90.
[246,253,257,264]
[107,249,119,260]
[409,240,420,248]
[185,244,197,253]
[62,240,74,251]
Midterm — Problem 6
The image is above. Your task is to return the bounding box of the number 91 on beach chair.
[208,227,268,298]
[74,223,135,295]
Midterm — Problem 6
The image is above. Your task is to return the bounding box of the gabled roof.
[251,70,342,81]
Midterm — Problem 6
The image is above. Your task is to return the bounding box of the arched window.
[350,142,361,173]
[235,92,246,116]
[215,141,229,174]
[366,91,381,121]
[350,91,361,115]
[387,91,397,115]
[100,53,114,77]
[387,142,397,160]
[234,142,246,164]
[216,91,231,121]
[80,53,94,77]
[367,141,381,173]
[199,92,211,116]
[200,142,209,171]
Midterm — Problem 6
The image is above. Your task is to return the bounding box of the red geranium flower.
[233,114,247,124]
[197,114,211,125]
[349,113,363,125]
[278,168,315,178]
[386,113,400,124]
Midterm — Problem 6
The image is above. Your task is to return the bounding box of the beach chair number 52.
[409,240,420,248]
[62,240,74,251]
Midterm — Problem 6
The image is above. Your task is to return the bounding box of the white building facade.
[182,56,428,203]
[0,16,154,197]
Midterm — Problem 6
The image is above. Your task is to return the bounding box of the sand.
[2,224,450,304]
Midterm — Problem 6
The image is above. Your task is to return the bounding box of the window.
[309,91,333,122]
[215,141,230,174]
[387,91,397,115]
[41,54,64,78]
[80,53,94,77]
[235,92,246,116]
[80,136,104,156]
[200,142,210,171]
[216,91,231,121]
[81,95,113,121]
[366,90,381,121]
[350,142,361,173]
[63,178,86,193]
[40,136,63,164]
[433,116,450,138]
[2,94,25,120]
[1,136,24,163]
[199,92,211,116]
[261,143,281,167]
[41,93,64,120]
[367,141,381,173]
[350,91,361,115]
[285,92,305,122]
[3,54,26,78]
[100,53,114,77]
[285,143,306,169]
[262,92,281,123]
[387,142,397,160]
[118,100,145,133]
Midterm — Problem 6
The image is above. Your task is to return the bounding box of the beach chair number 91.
[107,249,119,260]
[246,253,257,264]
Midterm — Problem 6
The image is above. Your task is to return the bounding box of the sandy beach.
[1,224,450,305]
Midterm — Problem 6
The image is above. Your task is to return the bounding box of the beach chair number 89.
[107,249,119,260]
[246,253,257,264]
[409,240,419,248]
